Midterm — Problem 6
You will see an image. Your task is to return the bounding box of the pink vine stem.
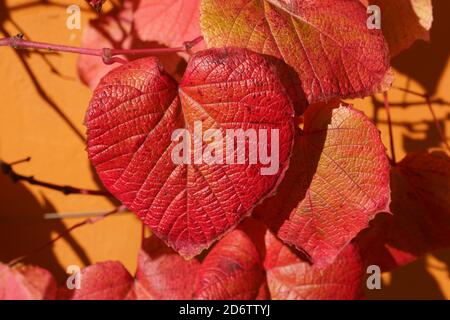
[8,205,128,267]
[383,92,397,165]
[0,35,204,64]
[392,85,450,152]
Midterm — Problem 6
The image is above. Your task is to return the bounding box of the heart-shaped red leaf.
[0,263,57,300]
[86,48,296,258]
[255,102,390,266]
[193,229,267,300]
[201,0,391,103]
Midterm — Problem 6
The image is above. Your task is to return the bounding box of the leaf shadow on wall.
[364,243,450,300]
[370,0,450,155]
[0,0,87,142]
[356,1,450,299]
[0,175,91,283]
[78,1,188,90]
[365,257,445,300]
[371,96,450,154]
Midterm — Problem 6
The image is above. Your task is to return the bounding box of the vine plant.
[0,0,449,300]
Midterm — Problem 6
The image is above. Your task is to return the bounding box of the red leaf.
[193,229,267,300]
[58,261,135,300]
[78,1,186,89]
[58,236,200,300]
[135,236,200,299]
[201,0,391,103]
[86,48,296,257]
[0,263,57,300]
[255,102,391,266]
[134,0,205,52]
[357,150,450,271]
[264,231,364,300]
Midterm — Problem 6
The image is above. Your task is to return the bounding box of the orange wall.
[0,0,449,299]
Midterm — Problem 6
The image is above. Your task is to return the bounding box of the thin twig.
[0,35,204,65]
[44,210,131,220]
[0,158,110,196]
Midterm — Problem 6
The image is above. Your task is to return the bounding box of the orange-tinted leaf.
[255,102,390,266]
[365,0,433,57]
[86,48,295,258]
[357,150,450,271]
[193,229,266,300]
[201,0,391,103]
[0,263,57,300]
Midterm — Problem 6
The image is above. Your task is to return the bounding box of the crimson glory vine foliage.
[0,0,449,300]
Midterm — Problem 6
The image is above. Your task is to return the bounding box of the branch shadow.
[371,96,450,154]
[0,0,85,142]
[0,174,91,283]
[366,257,445,300]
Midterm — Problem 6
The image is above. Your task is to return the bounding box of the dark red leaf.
[357,150,450,271]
